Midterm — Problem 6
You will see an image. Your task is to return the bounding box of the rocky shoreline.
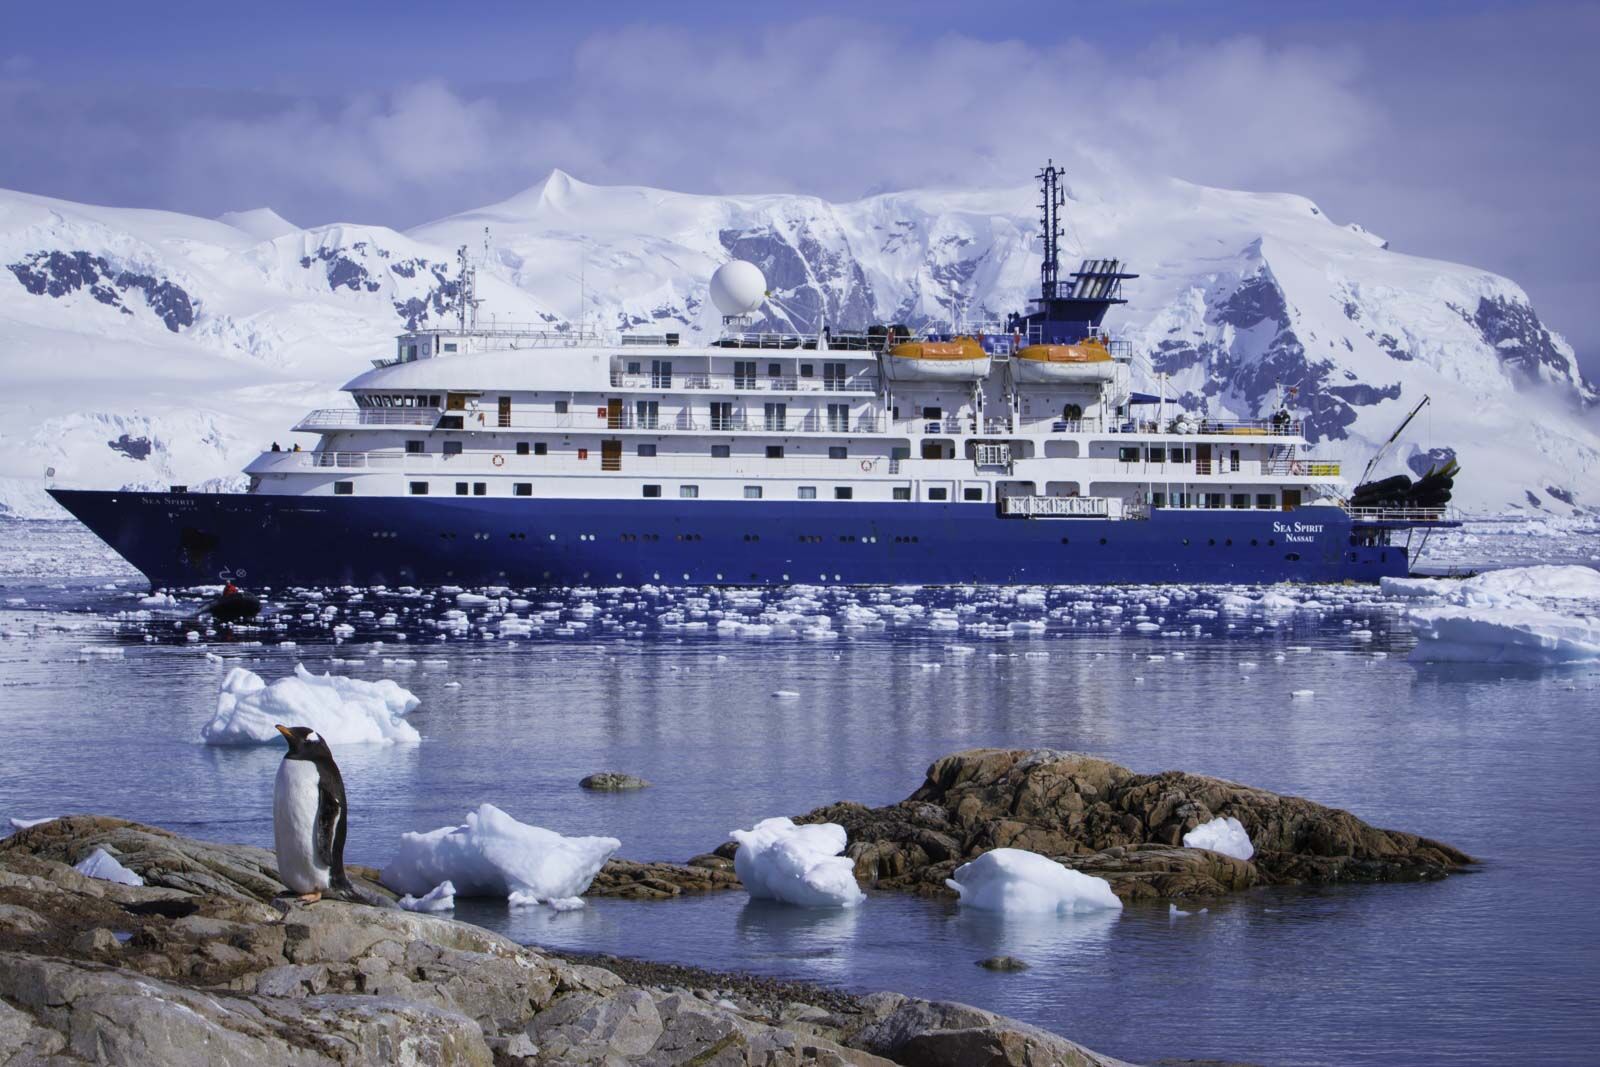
[0,816,1135,1066]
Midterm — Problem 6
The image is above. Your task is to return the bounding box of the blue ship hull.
[49,489,1410,588]
[43,489,1408,588]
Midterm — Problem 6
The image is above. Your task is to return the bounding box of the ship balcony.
[294,409,440,432]
[607,372,879,394]
[1097,457,1341,480]
[245,449,895,480]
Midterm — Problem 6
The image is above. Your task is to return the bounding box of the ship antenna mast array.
[455,244,482,335]
[1038,159,1066,301]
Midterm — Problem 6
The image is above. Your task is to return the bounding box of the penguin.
[272,724,353,902]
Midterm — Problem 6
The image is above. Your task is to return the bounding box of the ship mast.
[1038,159,1065,301]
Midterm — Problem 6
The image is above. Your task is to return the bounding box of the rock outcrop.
[0,816,1132,1066]
[768,749,1473,902]
[580,772,652,792]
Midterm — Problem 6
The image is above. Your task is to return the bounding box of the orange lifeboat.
[1013,339,1116,383]
[883,336,991,382]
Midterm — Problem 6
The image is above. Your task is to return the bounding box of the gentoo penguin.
[273,724,353,901]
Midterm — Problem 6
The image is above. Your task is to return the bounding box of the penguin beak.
[274,724,293,739]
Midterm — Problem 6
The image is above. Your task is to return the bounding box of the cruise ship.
[51,165,1455,589]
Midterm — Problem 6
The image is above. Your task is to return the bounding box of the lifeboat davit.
[881,336,991,382]
[1012,340,1116,384]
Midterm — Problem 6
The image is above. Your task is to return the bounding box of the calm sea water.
[1,534,1596,1066]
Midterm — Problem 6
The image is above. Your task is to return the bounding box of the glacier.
[1,167,1596,517]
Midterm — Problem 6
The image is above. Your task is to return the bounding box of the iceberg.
[1182,816,1255,861]
[73,847,143,886]
[200,665,421,745]
[730,817,865,908]
[382,804,618,905]
[944,848,1122,915]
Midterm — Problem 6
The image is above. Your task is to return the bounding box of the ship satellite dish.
[709,260,767,318]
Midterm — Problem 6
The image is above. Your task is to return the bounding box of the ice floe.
[944,848,1121,915]
[729,817,865,908]
[397,880,456,912]
[1182,816,1255,861]
[200,665,421,745]
[381,803,618,907]
[1385,565,1600,664]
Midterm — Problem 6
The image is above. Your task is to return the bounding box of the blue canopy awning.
[1128,392,1164,405]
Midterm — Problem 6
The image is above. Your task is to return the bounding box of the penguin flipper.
[314,784,344,873]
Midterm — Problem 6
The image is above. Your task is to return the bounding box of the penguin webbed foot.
[296,891,323,903]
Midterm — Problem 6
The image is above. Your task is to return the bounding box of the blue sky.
[4,0,1596,376]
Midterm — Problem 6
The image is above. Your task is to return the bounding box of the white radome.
[709,260,767,317]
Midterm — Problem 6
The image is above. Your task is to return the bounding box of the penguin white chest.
[273,758,330,893]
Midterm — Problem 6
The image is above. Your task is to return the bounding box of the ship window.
[516,442,530,455]
[1206,493,1226,508]
[637,444,657,457]
[409,481,429,495]
[405,440,424,454]
[798,486,817,499]
[767,445,784,459]
[1152,492,1166,508]
[834,487,853,500]
[642,484,661,498]
[429,395,441,407]
[333,481,353,496]
[443,441,463,456]
[443,342,458,353]
[1171,447,1192,463]
[711,445,731,458]
[1231,493,1250,509]
[534,443,548,456]
[1148,447,1165,463]
[922,406,942,420]
[554,400,569,414]
[473,482,486,496]
[456,482,470,495]
[893,487,911,501]
[928,487,948,501]
[438,415,463,430]
[514,483,532,496]
[800,364,814,377]
[768,363,782,377]
[679,485,699,499]
[1256,494,1275,509]
[1230,449,1242,472]
[964,487,984,501]
[1118,446,1139,463]
[829,446,848,460]
[627,361,641,374]
[744,486,762,499]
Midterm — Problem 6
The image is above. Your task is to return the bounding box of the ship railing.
[608,372,877,393]
[253,449,916,479]
[1001,495,1115,518]
[1346,506,1452,524]
[413,411,893,434]
[1262,459,1342,477]
[1110,417,1304,437]
[295,409,439,430]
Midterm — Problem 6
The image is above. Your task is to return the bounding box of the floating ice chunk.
[8,816,56,830]
[1291,689,1315,698]
[772,690,800,699]
[382,804,618,905]
[138,593,176,608]
[397,880,456,912]
[1407,606,1600,664]
[730,817,864,908]
[1182,816,1255,861]
[201,665,421,746]
[74,847,143,886]
[945,848,1121,915]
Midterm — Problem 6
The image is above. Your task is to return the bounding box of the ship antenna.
[1038,159,1065,301]
[455,244,481,335]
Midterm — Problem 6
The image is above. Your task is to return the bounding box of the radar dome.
[709,260,767,317]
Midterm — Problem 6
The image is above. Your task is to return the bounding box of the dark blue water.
[2,575,1596,1067]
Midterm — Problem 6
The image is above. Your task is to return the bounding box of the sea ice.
[944,848,1121,915]
[74,847,143,886]
[729,817,865,908]
[397,880,456,912]
[382,803,619,905]
[200,665,421,745]
[1386,565,1600,664]
[8,816,56,830]
[1182,816,1255,861]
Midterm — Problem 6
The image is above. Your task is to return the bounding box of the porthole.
[1268,538,1276,546]
[1182,538,1189,546]
[1099,537,1107,546]
[1250,538,1258,546]
[1285,552,1301,562]
[1208,538,1216,547]
[1225,538,1232,547]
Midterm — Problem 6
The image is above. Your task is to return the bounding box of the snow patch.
[74,847,142,886]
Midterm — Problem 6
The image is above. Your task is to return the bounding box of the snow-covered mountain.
[2,168,1595,517]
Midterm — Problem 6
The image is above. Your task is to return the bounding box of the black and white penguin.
[272,724,353,902]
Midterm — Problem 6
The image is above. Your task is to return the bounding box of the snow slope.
[2,168,1595,516]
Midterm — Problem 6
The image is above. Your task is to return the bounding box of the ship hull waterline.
[49,489,1414,589]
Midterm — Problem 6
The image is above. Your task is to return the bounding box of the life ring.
[492,453,505,467]
[859,458,876,472]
